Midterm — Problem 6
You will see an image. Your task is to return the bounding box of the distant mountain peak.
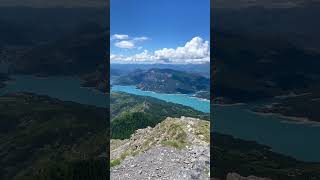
[114,68,210,97]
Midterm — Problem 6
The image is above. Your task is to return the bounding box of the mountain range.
[211,0,320,124]
[212,31,320,103]
[0,7,108,93]
[113,68,210,99]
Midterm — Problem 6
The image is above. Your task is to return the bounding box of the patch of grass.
[110,151,131,168]
[110,159,121,168]
[161,140,186,149]
[160,123,188,149]
[195,121,210,143]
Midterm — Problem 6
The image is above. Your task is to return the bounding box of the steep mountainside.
[109,93,320,179]
[212,133,320,180]
[110,92,209,139]
[9,23,107,76]
[0,7,108,92]
[0,7,106,47]
[214,1,320,50]
[212,31,320,103]
[114,68,210,98]
[0,93,108,180]
[81,64,108,93]
[212,1,320,117]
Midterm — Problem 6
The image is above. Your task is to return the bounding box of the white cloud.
[115,40,135,49]
[112,35,149,49]
[154,37,209,61]
[111,50,157,64]
[111,36,210,64]
[133,36,149,42]
[111,34,129,40]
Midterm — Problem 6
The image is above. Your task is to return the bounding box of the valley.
[1,1,319,179]
[212,0,320,124]
[210,1,320,179]
[110,92,209,139]
[1,74,320,179]
[113,68,210,100]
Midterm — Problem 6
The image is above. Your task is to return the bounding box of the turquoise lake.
[111,85,210,113]
[0,75,108,108]
[1,75,320,162]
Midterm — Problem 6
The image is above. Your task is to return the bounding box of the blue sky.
[110,0,210,64]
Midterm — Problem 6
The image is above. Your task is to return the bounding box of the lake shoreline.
[251,111,320,127]
[111,85,210,113]
[213,102,246,107]
[2,75,320,162]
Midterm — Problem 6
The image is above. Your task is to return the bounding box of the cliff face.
[110,117,210,180]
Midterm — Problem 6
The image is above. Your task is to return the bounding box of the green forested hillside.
[110,92,209,139]
[212,133,320,180]
[0,92,208,179]
[0,93,108,180]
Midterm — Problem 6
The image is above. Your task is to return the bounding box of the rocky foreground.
[110,117,210,180]
[110,117,271,180]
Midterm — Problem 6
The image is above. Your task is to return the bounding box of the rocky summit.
[110,117,210,180]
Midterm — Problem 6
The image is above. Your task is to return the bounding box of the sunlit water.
[1,75,320,162]
[0,75,108,108]
[111,85,209,113]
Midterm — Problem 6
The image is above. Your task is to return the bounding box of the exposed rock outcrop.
[110,117,210,180]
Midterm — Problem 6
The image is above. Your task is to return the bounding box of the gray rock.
[111,117,210,180]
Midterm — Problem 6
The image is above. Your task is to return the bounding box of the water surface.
[111,85,320,162]
[0,75,108,108]
[1,75,320,162]
[213,104,320,162]
[112,85,209,113]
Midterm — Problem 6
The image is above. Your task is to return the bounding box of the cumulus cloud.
[111,34,129,40]
[112,34,149,49]
[111,36,210,64]
[115,40,135,49]
[154,37,209,61]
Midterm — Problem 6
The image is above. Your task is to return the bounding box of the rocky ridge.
[110,116,273,180]
[110,117,210,180]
